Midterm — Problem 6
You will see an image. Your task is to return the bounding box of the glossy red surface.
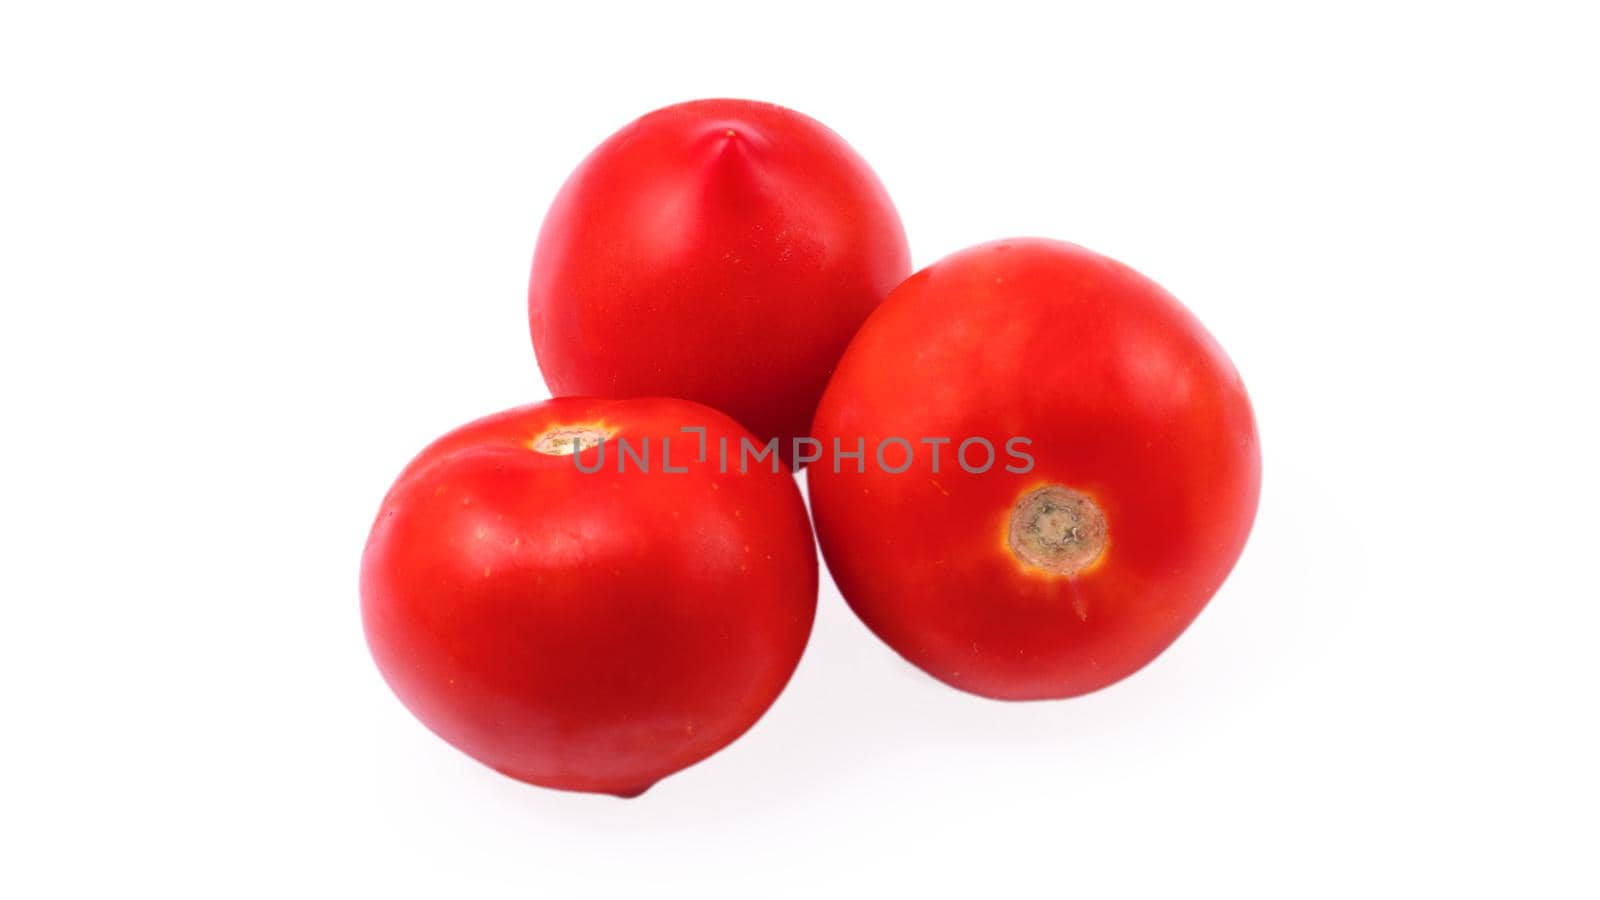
[361,397,817,795]
[530,99,910,466]
[808,239,1261,700]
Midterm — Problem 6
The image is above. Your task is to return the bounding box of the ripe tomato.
[807,239,1260,700]
[529,99,911,467]
[360,397,817,796]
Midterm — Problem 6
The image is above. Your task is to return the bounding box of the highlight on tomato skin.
[360,397,818,797]
[807,238,1261,701]
[529,98,911,468]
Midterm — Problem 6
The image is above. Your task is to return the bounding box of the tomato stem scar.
[1008,485,1107,575]
[530,424,614,456]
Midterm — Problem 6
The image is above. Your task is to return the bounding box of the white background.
[3,1,1597,896]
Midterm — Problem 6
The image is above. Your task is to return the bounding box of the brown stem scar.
[1008,485,1107,575]
[530,424,614,456]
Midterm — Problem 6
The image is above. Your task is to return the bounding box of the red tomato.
[807,239,1260,700]
[529,99,911,467]
[361,397,817,796]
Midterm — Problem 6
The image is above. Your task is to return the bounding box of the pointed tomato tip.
[608,782,655,799]
[702,122,764,159]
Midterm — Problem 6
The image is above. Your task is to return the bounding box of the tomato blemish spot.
[1008,485,1107,576]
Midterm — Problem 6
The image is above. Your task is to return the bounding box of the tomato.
[360,397,817,796]
[529,99,911,467]
[807,239,1260,700]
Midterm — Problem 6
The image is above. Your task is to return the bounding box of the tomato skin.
[360,397,817,796]
[529,99,911,467]
[807,239,1260,701]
